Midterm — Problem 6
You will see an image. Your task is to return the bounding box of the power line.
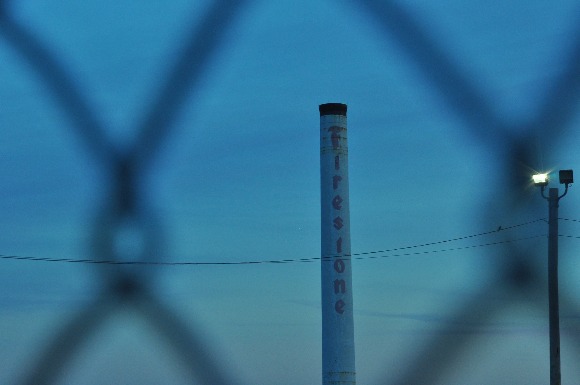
[0,219,547,266]
[351,235,546,261]
[558,234,580,240]
[559,217,580,223]
[349,218,546,257]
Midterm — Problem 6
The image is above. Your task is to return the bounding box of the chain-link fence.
[1,1,580,384]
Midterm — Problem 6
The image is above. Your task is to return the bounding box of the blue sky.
[1,0,580,384]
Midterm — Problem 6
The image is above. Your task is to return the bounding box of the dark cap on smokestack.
[319,103,347,116]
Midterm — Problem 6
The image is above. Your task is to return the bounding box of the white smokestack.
[319,103,356,385]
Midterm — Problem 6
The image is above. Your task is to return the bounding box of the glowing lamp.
[532,173,549,187]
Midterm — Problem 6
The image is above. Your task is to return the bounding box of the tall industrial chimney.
[319,103,356,385]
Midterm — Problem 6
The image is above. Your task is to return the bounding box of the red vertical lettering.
[328,126,343,149]
[335,299,345,314]
[332,195,343,210]
[334,258,345,273]
[334,279,346,294]
[331,132,340,149]
[333,216,343,230]
[333,175,342,190]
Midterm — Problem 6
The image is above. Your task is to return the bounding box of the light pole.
[533,169,573,385]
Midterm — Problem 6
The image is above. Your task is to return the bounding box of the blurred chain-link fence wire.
[1,0,580,384]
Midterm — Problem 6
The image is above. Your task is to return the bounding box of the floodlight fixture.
[532,173,549,187]
[559,169,573,185]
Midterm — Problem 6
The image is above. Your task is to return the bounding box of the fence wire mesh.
[1,0,580,384]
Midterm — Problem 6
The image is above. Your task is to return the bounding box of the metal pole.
[548,187,561,385]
